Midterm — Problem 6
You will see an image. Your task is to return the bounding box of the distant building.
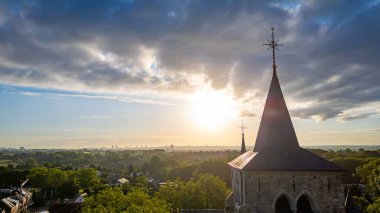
[226,28,347,213]
[49,193,87,213]
[113,177,129,186]
[0,182,32,213]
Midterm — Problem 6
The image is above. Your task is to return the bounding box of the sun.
[190,90,236,130]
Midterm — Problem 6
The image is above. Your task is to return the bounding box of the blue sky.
[0,0,379,148]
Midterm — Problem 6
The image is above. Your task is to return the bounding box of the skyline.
[1,1,380,148]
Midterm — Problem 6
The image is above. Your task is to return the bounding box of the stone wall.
[240,171,345,213]
[231,169,243,205]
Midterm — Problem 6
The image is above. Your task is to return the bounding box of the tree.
[48,168,67,190]
[356,159,380,195]
[29,167,77,200]
[195,174,231,209]
[77,168,98,189]
[155,181,182,209]
[367,197,380,213]
[82,188,128,213]
[150,156,162,176]
[0,170,28,187]
[156,174,231,210]
[352,196,370,212]
[195,160,231,184]
[28,167,49,189]
[82,188,170,213]
[57,172,79,199]
[166,164,197,181]
[25,158,38,168]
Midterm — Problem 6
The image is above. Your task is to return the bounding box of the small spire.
[239,120,247,154]
[263,27,283,73]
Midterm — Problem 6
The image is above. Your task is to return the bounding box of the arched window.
[297,195,314,213]
[275,195,292,213]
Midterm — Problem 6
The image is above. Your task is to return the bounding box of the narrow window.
[327,178,331,193]
[258,178,261,192]
[292,176,295,192]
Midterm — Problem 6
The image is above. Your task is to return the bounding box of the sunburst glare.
[190,90,237,130]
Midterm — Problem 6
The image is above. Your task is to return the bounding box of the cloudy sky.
[0,0,379,148]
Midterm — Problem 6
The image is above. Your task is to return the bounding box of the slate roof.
[228,148,344,171]
[254,70,299,152]
[229,64,345,172]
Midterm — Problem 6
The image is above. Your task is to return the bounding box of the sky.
[0,0,379,148]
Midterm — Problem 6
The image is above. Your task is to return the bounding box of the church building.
[226,28,346,213]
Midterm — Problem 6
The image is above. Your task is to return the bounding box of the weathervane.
[238,120,247,134]
[263,27,283,71]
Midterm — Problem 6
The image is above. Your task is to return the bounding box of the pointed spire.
[254,28,299,152]
[239,120,247,154]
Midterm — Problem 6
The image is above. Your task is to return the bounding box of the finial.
[238,120,247,134]
[263,27,283,72]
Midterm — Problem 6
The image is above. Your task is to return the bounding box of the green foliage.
[356,159,380,195]
[28,166,102,202]
[28,167,49,188]
[48,168,68,189]
[57,176,79,198]
[353,196,380,213]
[0,168,28,187]
[150,156,163,176]
[367,197,380,213]
[195,174,230,209]
[167,164,196,181]
[77,168,99,189]
[156,174,231,210]
[166,159,231,185]
[82,188,170,213]
[194,160,231,184]
[353,196,370,212]
[330,157,368,173]
[25,158,38,168]
[82,188,127,213]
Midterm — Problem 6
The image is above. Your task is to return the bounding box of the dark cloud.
[240,110,255,117]
[0,0,379,120]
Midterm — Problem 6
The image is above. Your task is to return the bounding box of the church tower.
[227,28,346,213]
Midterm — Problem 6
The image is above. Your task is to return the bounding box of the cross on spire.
[238,120,247,134]
[263,27,283,71]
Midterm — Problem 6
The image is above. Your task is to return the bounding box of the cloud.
[0,1,379,121]
[6,87,175,106]
[240,110,255,117]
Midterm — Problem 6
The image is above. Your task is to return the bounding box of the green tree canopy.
[82,188,170,213]
[77,168,99,189]
[156,174,231,210]
[356,158,380,195]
